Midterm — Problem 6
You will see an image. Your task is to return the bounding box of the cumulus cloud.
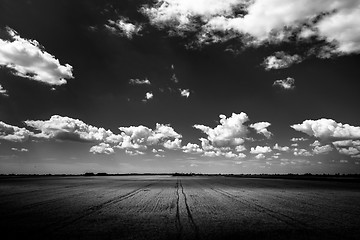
[249,122,272,138]
[273,77,295,90]
[179,89,190,98]
[142,0,360,56]
[291,118,360,140]
[182,143,203,154]
[90,143,114,155]
[293,148,313,157]
[333,140,360,157]
[105,18,142,38]
[263,52,302,70]
[310,140,321,147]
[250,146,272,154]
[255,153,265,159]
[11,147,28,152]
[0,84,9,97]
[194,112,248,148]
[291,137,308,142]
[0,121,31,142]
[129,78,151,85]
[143,92,154,102]
[0,27,73,85]
[25,115,121,143]
[163,138,182,149]
[273,143,290,152]
[313,144,333,154]
[118,123,182,150]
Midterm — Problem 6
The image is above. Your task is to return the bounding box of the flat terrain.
[1,176,360,240]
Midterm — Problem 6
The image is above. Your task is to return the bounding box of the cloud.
[333,140,360,156]
[129,78,151,85]
[255,153,265,159]
[182,143,203,154]
[194,112,248,148]
[105,18,142,39]
[293,148,313,157]
[142,0,360,56]
[250,146,272,154]
[0,27,73,85]
[249,122,272,138]
[291,118,360,140]
[0,84,9,97]
[263,52,302,70]
[273,77,295,90]
[273,143,290,152]
[118,123,182,150]
[313,144,333,154]
[0,121,31,142]
[11,147,28,152]
[179,89,190,98]
[163,138,182,149]
[170,73,179,83]
[310,140,321,147]
[24,115,122,143]
[291,137,308,142]
[143,92,154,102]
[90,143,114,155]
[125,149,145,156]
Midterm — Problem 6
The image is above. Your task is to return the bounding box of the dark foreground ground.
[1,176,360,240]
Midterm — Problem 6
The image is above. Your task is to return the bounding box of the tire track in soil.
[209,186,309,229]
[42,182,156,236]
[175,179,183,240]
[180,180,200,240]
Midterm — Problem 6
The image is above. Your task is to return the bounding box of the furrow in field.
[208,183,308,229]
[44,181,156,235]
[179,180,200,240]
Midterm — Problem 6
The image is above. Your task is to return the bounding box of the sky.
[1,0,360,174]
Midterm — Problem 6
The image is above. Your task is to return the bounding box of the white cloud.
[0,84,9,97]
[143,92,154,101]
[291,137,308,142]
[273,143,289,152]
[255,153,265,159]
[171,73,179,83]
[291,118,360,140]
[11,147,28,152]
[25,115,122,143]
[194,112,248,148]
[90,143,114,155]
[163,138,182,149]
[0,27,73,85]
[291,143,298,147]
[0,121,31,142]
[125,149,145,156]
[142,0,360,56]
[105,18,142,38]
[249,121,272,138]
[273,77,295,90]
[293,148,313,157]
[310,140,321,147]
[313,144,333,154]
[235,145,246,152]
[129,78,151,85]
[118,123,182,150]
[179,89,190,98]
[182,143,203,154]
[250,146,272,154]
[333,140,360,156]
[263,52,302,70]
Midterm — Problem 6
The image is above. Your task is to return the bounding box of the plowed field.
[1,176,360,239]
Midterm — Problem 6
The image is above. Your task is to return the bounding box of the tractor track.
[42,182,156,236]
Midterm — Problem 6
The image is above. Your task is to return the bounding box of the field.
[1,176,360,240]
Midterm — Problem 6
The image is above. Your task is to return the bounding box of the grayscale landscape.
[1,175,360,239]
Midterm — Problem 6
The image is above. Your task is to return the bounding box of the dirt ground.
[1,175,360,239]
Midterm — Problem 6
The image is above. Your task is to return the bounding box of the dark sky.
[1,0,360,174]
